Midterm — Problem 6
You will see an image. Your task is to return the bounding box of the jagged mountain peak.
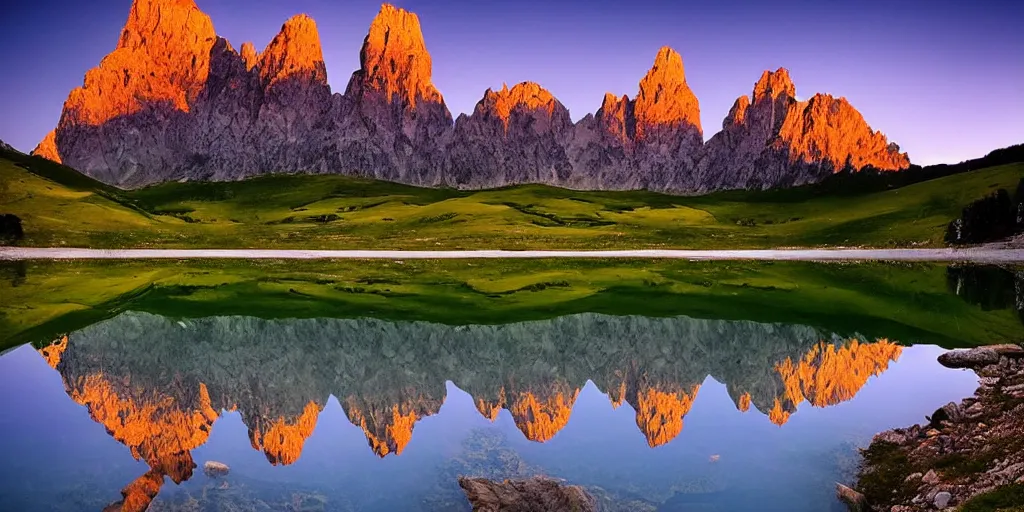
[634,46,702,138]
[478,81,561,123]
[353,2,442,107]
[258,13,327,87]
[723,95,751,128]
[753,67,796,102]
[239,41,259,70]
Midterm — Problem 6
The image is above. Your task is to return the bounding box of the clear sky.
[1,0,1021,165]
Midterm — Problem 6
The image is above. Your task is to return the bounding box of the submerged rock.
[203,460,230,478]
[458,476,596,512]
[836,483,868,511]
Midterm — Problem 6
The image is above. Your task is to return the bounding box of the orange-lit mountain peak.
[357,3,442,107]
[476,398,503,422]
[737,392,752,413]
[632,384,701,447]
[753,67,796,102]
[768,398,793,426]
[343,397,440,457]
[474,387,507,421]
[507,385,580,443]
[240,42,259,70]
[724,95,751,128]
[38,335,69,369]
[596,92,633,143]
[59,0,216,127]
[246,401,321,465]
[775,339,903,409]
[103,468,165,512]
[64,375,218,483]
[607,379,628,409]
[478,81,560,130]
[31,130,61,163]
[633,46,701,139]
[601,92,625,110]
[777,94,911,171]
[258,14,327,88]
[368,406,417,457]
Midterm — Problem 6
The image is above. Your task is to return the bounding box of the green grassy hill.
[1,147,1022,250]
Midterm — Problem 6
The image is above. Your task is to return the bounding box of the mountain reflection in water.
[35,311,906,511]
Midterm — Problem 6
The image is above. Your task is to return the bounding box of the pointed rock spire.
[632,384,701,447]
[736,392,752,413]
[507,386,579,443]
[633,46,702,139]
[258,14,327,87]
[753,67,796,102]
[723,95,751,128]
[63,0,216,126]
[354,3,442,107]
[240,42,259,71]
[245,401,322,465]
[31,130,61,163]
[596,92,634,143]
[343,395,442,457]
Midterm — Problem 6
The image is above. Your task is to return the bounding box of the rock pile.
[855,344,1024,511]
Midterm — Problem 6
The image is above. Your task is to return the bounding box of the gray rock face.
[0,139,15,153]
[33,3,909,192]
[445,83,575,188]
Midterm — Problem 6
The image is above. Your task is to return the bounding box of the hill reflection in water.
[36,311,905,511]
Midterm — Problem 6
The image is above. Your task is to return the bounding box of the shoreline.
[853,344,1024,511]
[2,247,1024,262]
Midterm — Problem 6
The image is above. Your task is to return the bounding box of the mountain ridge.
[32,0,909,192]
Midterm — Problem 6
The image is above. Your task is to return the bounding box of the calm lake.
[0,260,1021,511]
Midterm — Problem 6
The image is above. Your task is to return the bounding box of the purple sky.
[1,0,1021,165]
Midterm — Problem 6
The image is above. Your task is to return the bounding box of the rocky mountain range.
[31,0,910,192]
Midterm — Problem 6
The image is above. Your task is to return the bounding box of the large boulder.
[938,347,1002,369]
[458,476,595,512]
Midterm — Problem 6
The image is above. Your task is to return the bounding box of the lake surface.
[0,261,1021,511]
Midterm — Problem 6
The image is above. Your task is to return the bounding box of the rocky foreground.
[854,344,1024,511]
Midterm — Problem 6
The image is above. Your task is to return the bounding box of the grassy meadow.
[2,258,1021,351]
[2,149,1022,250]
